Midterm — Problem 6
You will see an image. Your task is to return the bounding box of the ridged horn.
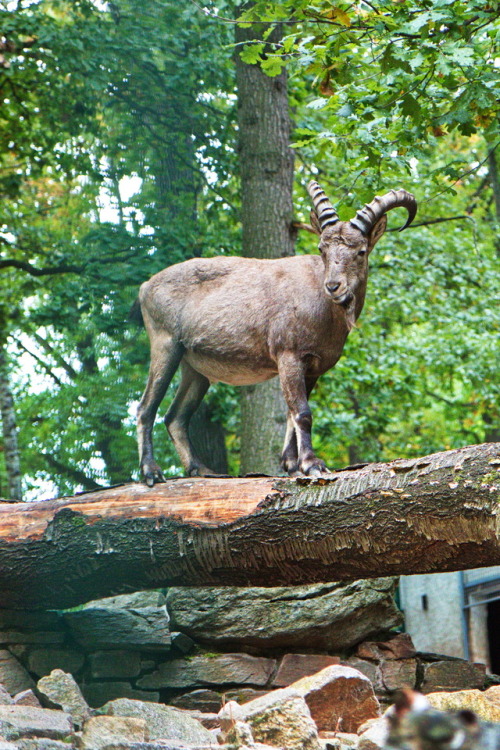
[350,189,417,235]
[307,180,339,231]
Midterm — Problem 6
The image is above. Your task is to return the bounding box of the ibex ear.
[368,215,387,251]
[310,210,322,236]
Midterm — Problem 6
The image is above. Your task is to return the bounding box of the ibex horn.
[350,189,417,235]
[307,180,339,231]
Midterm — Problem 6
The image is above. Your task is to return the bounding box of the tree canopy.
[0,0,498,498]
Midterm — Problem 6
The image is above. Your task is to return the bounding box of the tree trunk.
[0,442,499,610]
[235,9,295,475]
[0,342,22,502]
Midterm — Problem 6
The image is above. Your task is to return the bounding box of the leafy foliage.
[0,0,499,497]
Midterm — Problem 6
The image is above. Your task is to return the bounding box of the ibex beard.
[135,180,417,485]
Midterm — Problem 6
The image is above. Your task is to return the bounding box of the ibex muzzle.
[135,180,416,484]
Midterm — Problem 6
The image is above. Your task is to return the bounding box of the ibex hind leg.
[164,360,217,477]
[137,335,184,486]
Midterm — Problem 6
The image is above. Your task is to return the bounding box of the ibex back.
[136,181,417,485]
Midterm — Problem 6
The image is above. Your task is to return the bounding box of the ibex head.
[308,181,417,322]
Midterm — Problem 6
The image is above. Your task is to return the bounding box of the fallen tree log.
[0,442,499,610]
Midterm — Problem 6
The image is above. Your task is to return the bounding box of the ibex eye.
[358,249,367,257]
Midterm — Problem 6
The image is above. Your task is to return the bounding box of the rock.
[170,633,195,655]
[342,659,378,687]
[379,659,417,692]
[0,705,73,740]
[169,689,224,713]
[292,665,381,733]
[0,651,34,696]
[222,719,256,748]
[0,742,18,750]
[357,717,388,750]
[16,742,73,750]
[0,632,64,646]
[273,655,341,687]
[137,654,276,690]
[226,688,270,705]
[89,651,141,679]
[77,715,147,749]
[13,690,41,707]
[101,697,214,744]
[27,648,85,677]
[238,687,321,750]
[180,709,219,729]
[0,683,13,704]
[0,611,61,632]
[426,689,500,722]
[81,681,159,709]
[485,685,500,707]
[218,700,245,730]
[64,591,170,652]
[356,634,416,662]
[37,669,90,728]
[166,580,402,652]
[421,660,486,692]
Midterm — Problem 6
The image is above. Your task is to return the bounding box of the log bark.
[0,443,499,610]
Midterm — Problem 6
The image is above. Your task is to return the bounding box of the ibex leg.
[137,334,184,486]
[278,354,329,477]
[164,361,216,477]
[281,376,317,474]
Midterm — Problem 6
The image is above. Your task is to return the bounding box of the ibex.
[135,181,417,485]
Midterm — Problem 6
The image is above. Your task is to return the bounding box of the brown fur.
[135,210,391,484]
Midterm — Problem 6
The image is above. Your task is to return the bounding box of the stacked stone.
[0,580,493,713]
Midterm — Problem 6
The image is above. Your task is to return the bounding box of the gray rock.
[77,715,147,749]
[37,669,90,728]
[166,579,402,652]
[0,611,61,632]
[357,716,388,750]
[137,654,276,690]
[170,633,194,655]
[0,742,18,750]
[0,632,64,646]
[421,660,486,692]
[13,690,41,707]
[81,682,159,709]
[235,687,321,750]
[0,650,34,695]
[169,689,223,713]
[64,593,170,652]
[101,698,214,744]
[0,683,13,704]
[16,741,74,750]
[89,651,141,679]
[27,649,85,678]
[0,705,73,740]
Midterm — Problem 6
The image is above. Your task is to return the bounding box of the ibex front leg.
[277,353,330,477]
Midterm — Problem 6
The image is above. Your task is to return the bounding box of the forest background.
[0,0,499,501]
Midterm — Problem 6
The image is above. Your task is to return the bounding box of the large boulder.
[291,665,380,733]
[101,697,214,744]
[166,579,402,652]
[220,689,321,750]
[64,591,170,652]
[37,669,90,728]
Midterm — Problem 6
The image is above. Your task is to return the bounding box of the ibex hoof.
[300,459,333,478]
[141,462,166,486]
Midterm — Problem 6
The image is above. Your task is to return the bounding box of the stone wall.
[0,579,491,713]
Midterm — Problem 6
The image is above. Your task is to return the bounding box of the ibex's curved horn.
[307,180,339,231]
[350,189,417,235]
